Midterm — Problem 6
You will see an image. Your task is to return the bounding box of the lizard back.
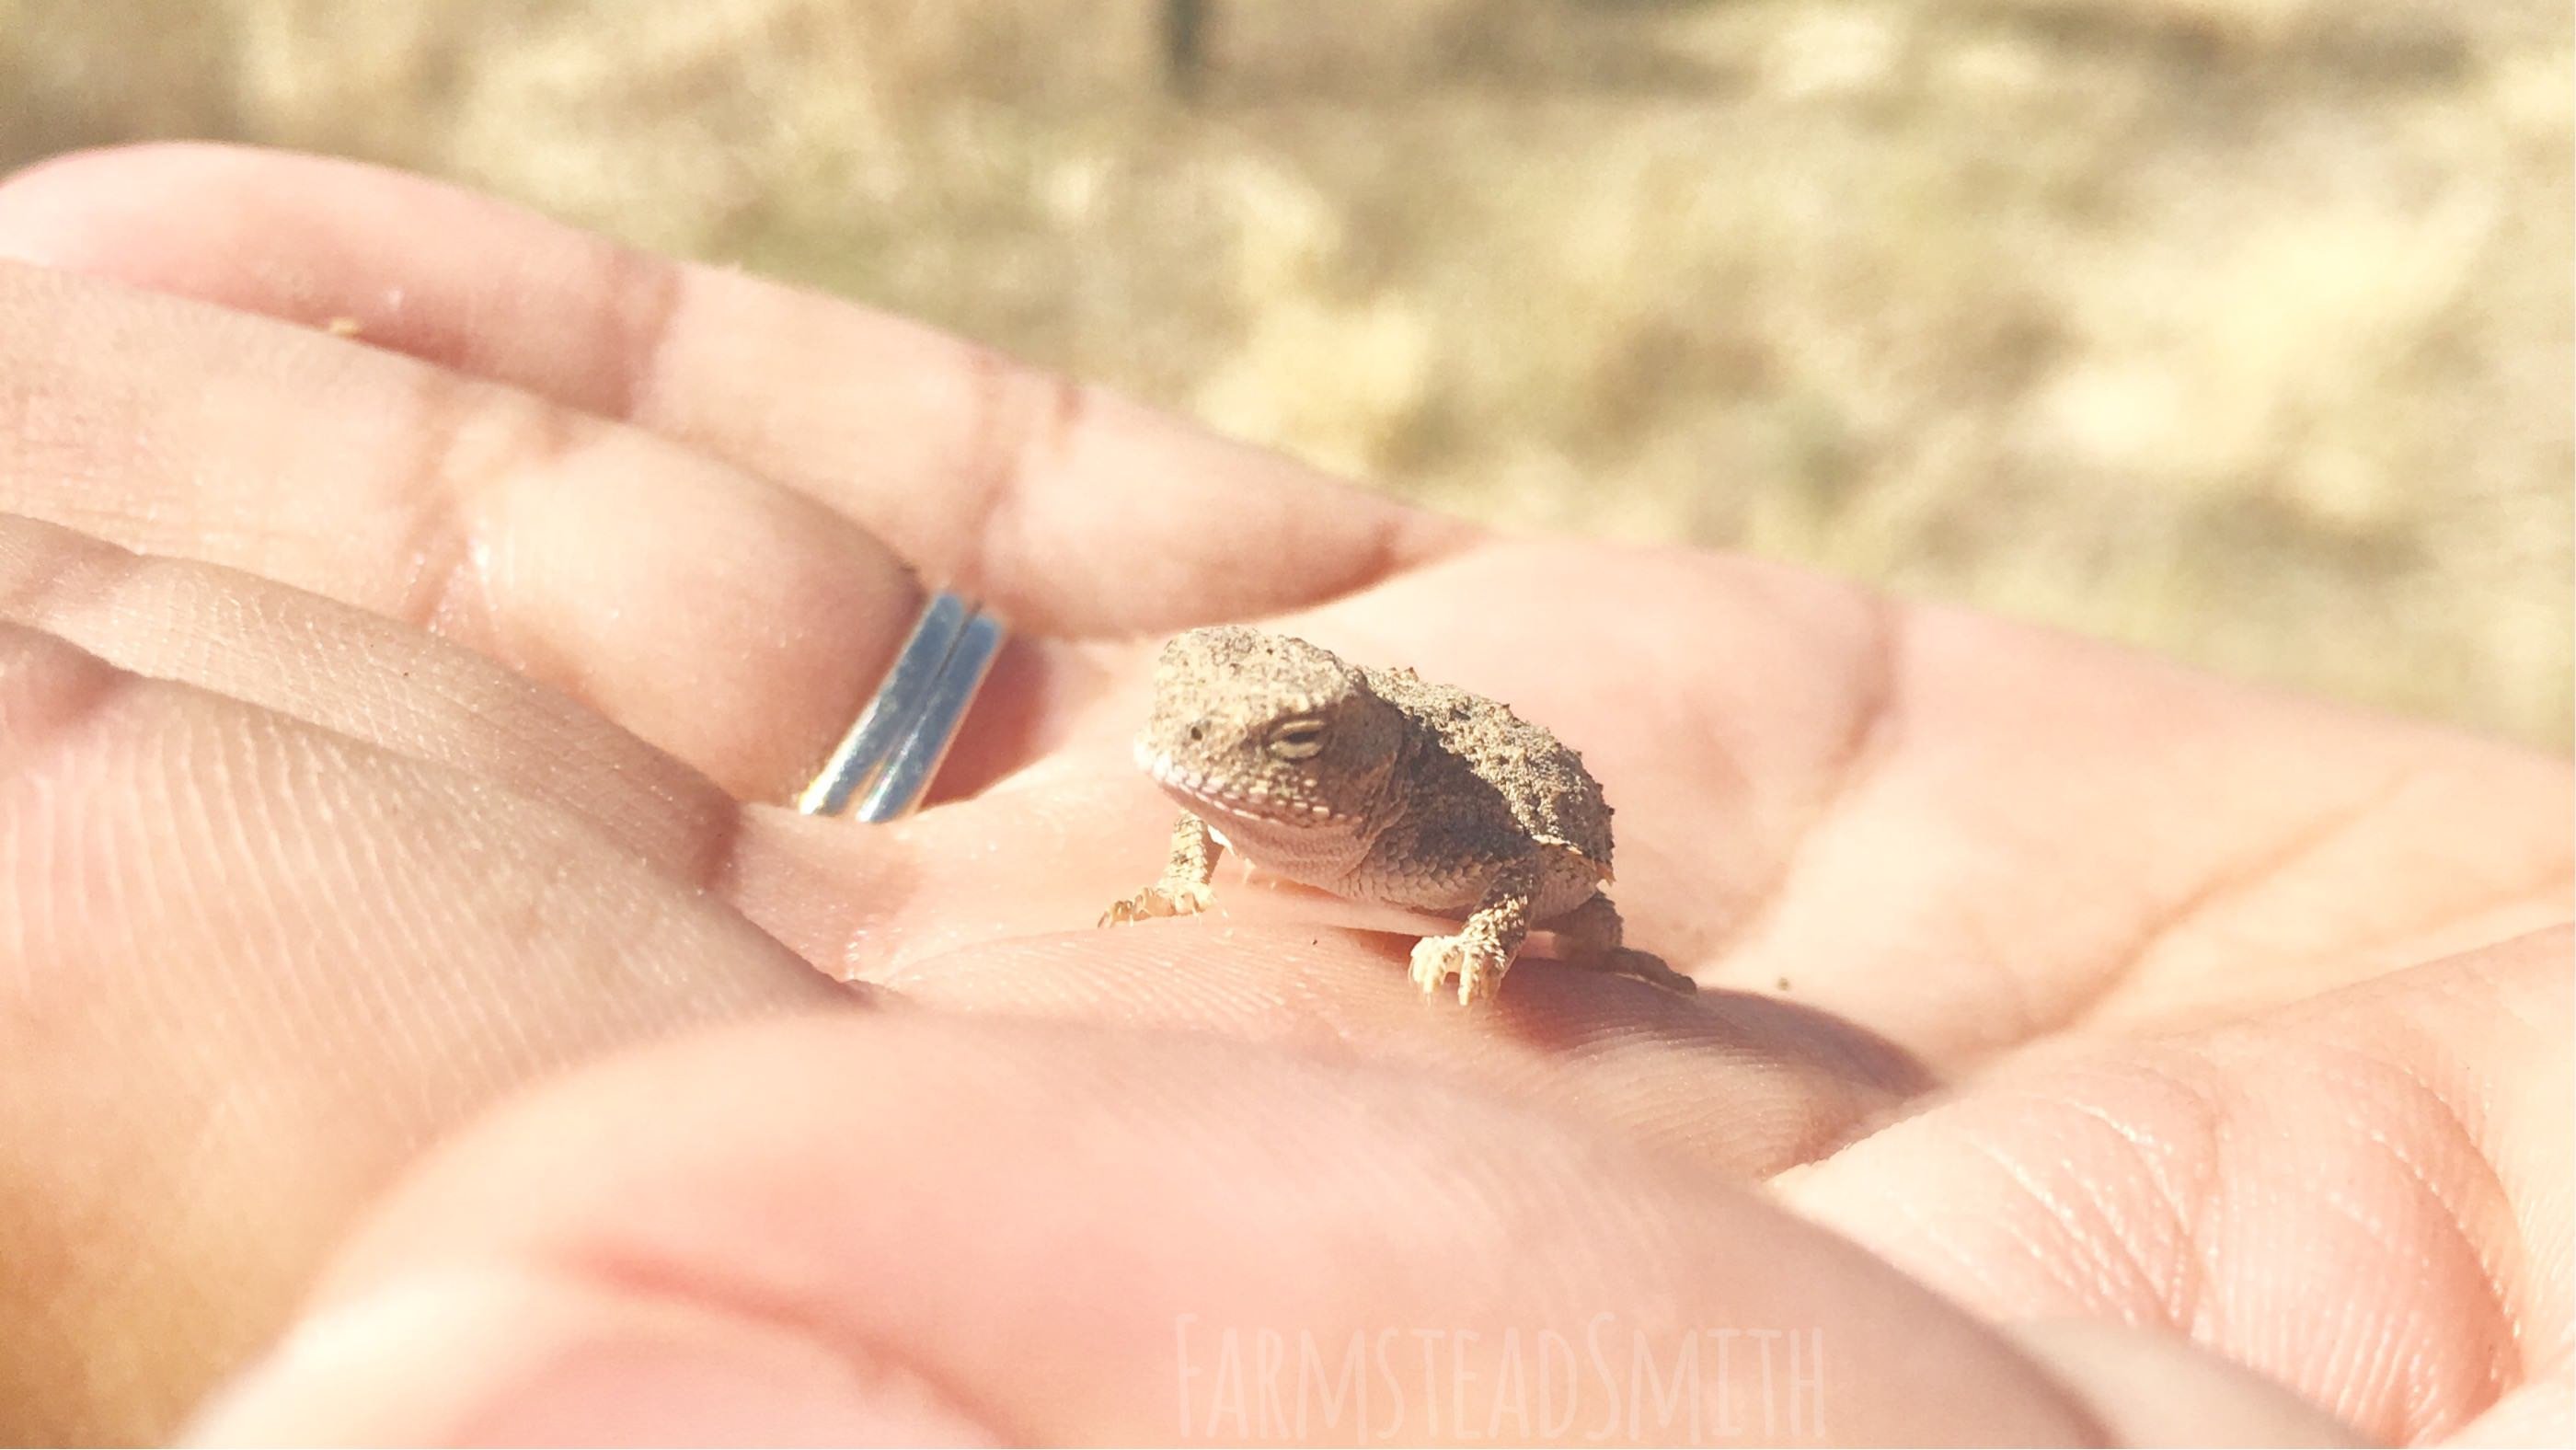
[1360,663,1616,872]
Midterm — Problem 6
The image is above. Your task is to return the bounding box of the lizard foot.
[1604,946,1698,995]
[1409,934,1510,1007]
[1098,880,1214,927]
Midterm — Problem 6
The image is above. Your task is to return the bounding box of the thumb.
[189,1008,2115,1445]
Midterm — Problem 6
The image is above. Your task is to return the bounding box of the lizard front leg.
[1099,811,1225,926]
[1410,861,1536,1007]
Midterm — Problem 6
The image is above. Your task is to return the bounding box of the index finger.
[0,144,1472,636]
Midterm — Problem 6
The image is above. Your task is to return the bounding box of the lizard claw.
[1098,880,1214,927]
[1409,935,1459,996]
[1409,935,1506,1007]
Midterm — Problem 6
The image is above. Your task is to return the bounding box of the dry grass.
[4,0,2569,745]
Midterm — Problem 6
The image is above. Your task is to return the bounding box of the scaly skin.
[1099,627,1693,1005]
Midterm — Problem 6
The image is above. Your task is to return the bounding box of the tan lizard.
[1099,626,1696,1006]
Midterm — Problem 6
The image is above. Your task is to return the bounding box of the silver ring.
[798,591,1006,822]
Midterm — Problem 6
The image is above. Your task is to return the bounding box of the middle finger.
[0,259,927,800]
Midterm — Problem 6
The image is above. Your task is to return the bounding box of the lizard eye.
[1265,719,1327,759]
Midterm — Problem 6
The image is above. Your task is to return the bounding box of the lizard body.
[1099,626,1695,1006]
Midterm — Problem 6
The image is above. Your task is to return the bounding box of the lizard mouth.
[1135,739,1351,827]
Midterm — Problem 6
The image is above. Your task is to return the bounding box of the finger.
[0,143,1473,634]
[0,253,967,800]
[0,508,1047,983]
[190,1011,2110,1446]
[1777,927,2573,1445]
[0,622,862,1444]
[0,512,735,877]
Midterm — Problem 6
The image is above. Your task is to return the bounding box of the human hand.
[0,144,2563,1445]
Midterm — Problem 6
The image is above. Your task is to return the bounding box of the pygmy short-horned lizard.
[1098,626,1696,1006]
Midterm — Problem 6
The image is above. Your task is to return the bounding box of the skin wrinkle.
[2249,1037,2506,1424]
[941,345,1061,614]
[2002,1086,2194,1317]
[1852,1168,2036,1323]
[0,625,144,791]
[1947,1121,2135,1309]
[2274,1026,2520,1423]
[374,372,489,641]
[0,514,128,624]
[2078,1056,2227,1334]
[590,227,688,427]
[2322,1039,2525,1398]
[1689,588,1901,975]
[2050,1088,2210,1327]
[2336,861,2574,973]
[2297,1164,2441,1422]
[2382,1028,2545,1384]
[914,324,1468,636]
[385,380,628,691]
[920,357,1451,645]
[1780,945,2561,1441]
[2278,970,2544,1369]
[1300,501,1478,638]
[0,631,142,1029]
[2043,765,2428,1039]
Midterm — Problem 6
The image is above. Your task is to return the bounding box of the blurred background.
[1,0,2568,747]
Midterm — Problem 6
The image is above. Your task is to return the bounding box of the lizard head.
[1133,626,1404,839]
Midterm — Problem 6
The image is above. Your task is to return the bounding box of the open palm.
[0,145,2563,1445]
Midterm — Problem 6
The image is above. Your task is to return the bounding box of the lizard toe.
[1455,946,1509,1007]
[1411,935,1511,1007]
[1610,947,1697,995]
[1409,935,1464,995]
[1098,881,1215,928]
